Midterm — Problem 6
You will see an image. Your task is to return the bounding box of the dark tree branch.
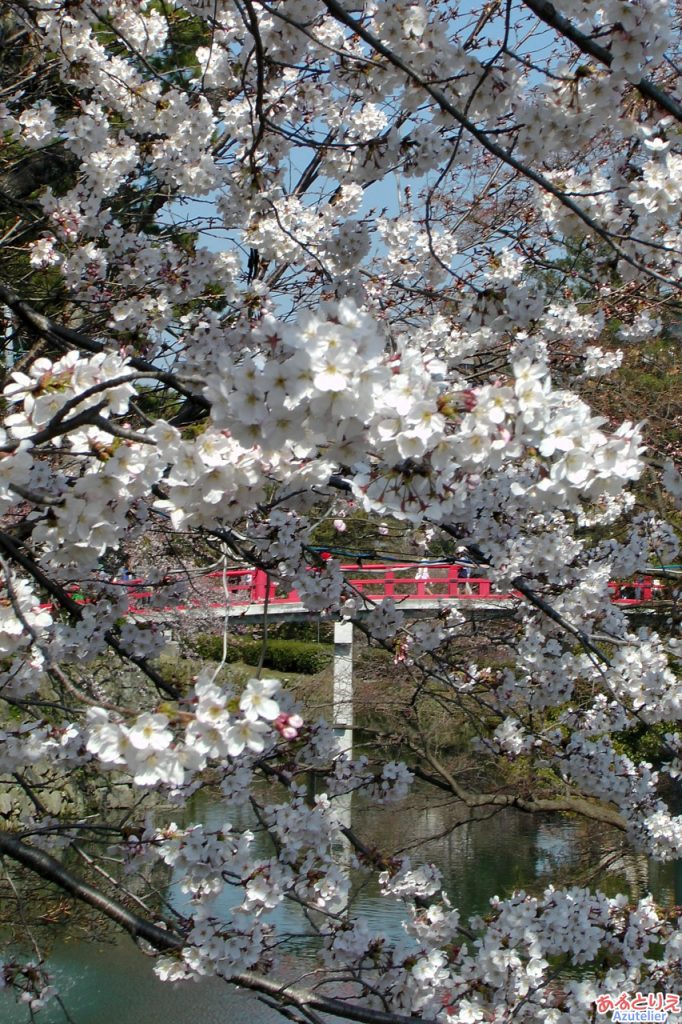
[0,828,441,1024]
[0,828,182,950]
[320,0,681,288]
[522,0,682,123]
[0,530,180,698]
[0,280,208,407]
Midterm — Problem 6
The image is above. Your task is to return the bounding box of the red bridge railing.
[118,564,669,614]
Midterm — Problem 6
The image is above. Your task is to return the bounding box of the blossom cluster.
[86,674,287,788]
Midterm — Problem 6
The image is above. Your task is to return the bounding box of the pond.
[2,783,679,1024]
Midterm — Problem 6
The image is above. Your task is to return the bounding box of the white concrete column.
[333,620,353,759]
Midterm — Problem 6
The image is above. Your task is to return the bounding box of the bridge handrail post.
[252,570,268,603]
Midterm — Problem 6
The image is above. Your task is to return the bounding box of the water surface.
[1,784,677,1024]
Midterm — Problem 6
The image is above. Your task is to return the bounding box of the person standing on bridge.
[416,564,431,595]
[458,564,474,595]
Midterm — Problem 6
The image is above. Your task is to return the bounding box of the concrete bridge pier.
[333,620,354,761]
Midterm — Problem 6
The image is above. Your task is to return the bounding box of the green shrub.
[269,620,334,643]
[192,634,333,674]
[258,640,333,674]
[192,634,243,662]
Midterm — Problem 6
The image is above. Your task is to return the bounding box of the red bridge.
[122,563,668,615]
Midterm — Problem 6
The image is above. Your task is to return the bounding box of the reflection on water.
[1,783,678,1023]
[2,939,284,1024]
